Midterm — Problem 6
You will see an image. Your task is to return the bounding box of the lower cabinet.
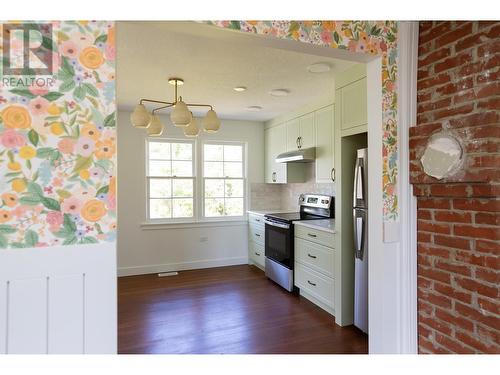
[249,241,265,269]
[294,226,336,319]
[248,213,265,270]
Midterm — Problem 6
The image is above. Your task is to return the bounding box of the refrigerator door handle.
[353,158,366,208]
[353,209,365,260]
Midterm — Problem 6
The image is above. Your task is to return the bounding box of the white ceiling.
[117,22,356,122]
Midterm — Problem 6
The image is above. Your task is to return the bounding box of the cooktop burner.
[264,212,325,223]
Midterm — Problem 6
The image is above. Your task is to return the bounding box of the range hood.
[275,147,315,163]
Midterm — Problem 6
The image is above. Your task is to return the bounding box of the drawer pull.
[307,253,317,259]
[307,233,317,238]
[255,218,261,222]
[255,252,261,256]
[255,233,261,237]
[307,280,316,287]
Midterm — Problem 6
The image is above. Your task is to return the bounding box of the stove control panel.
[299,194,333,210]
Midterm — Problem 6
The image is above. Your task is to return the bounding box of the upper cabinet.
[286,113,315,151]
[335,64,367,137]
[286,117,300,151]
[265,124,305,184]
[265,104,334,184]
[315,105,335,183]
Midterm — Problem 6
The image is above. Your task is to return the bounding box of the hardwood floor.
[118,265,368,354]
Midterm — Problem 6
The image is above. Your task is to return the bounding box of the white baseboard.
[117,256,249,277]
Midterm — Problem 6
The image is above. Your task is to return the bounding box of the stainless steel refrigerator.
[353,148,368,333]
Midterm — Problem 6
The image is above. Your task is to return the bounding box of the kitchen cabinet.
[315,105,335,183]
[265,123,305,184]
[294,223,354,326]
[247,213,265,270]
[286,113,315,151]
[286,117,300,151]
[336,64,367,137]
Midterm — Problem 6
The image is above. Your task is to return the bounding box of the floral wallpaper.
[207,21,399,221]
[0,21,116,248]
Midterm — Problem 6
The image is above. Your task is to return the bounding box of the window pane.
[172,179,193,198]
[150,179,171,198]
[225,198,244,216]
[224,162,242,177]
[224,145,242,161]
[150,199,171,219]
[225,179,244,198]
[204,144,223,161]
[149,160,172,176]
[204,161,223,177]
[172,143,192,160]
[149,142,171,159]
[172,161,193,177]
[205,198,225,217]
[172,198,193,218]
[205,179,224,198]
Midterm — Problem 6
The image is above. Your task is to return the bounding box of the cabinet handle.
[307,253,317,259]
[255,218,261,222]
[255,233,261,237]
[331,167,335,182]
[307,233,317,238]
[255,252,261,256]
[272,172,276,182]
[307,280,317,287]
[296,137,300,148]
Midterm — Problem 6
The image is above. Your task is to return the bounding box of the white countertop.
[293,219,336,234]
[247,209,297,216]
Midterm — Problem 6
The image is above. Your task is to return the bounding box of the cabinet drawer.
[295,225,334,248]
[249,224,265,245]
[249,241,265,268]
[294,262,334,308]
[295,237,334,278]
[248,214,265,227]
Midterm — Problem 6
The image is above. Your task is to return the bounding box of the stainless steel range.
[264,194,334,292]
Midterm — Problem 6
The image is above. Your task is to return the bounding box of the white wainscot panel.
[0,242,116,354]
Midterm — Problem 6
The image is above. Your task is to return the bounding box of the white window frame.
[201,140,247,222]
[145,138,197,224]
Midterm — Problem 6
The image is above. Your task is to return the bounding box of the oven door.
[264,220,293,269]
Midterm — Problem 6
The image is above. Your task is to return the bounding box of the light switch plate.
[383,221,401,243]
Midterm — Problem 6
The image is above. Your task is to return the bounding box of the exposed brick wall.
[410,21,499,354]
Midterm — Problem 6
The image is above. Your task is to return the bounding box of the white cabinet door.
[272,124,287,183]
[341,77,367,130]
[299,112,315,150]
[264,127,274,183]
[286,117,300,151]
[315,105,335,183]
[265,124,287,183]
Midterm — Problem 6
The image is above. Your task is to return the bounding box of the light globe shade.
[146,115,164,137]
[170,99,191,127]
[130,104,151,128]
[203,109,221,133]
[184,114,199,138]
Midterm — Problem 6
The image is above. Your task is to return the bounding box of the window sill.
[140,219,248,231]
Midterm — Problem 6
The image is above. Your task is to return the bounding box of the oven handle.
[264,219,290,229]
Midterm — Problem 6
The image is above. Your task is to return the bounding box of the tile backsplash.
[250,164,335,211]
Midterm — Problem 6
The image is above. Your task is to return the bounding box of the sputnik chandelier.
[130,78,221,137]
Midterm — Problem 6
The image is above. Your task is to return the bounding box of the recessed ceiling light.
[269,89,290,97]
[307,63,331,73]
[233,86,247,92]
[246,106,263,112]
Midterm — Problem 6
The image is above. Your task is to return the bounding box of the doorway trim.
[397,21,419,354]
